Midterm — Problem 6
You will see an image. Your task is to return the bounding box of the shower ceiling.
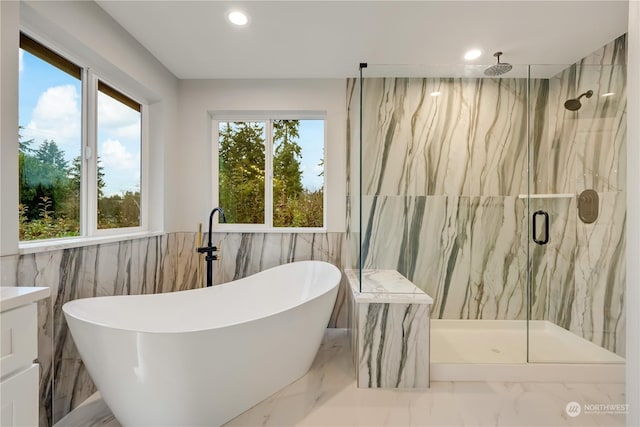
[95,1,628,79]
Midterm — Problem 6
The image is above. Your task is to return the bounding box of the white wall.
[0,1,179,257]
[0,1,20,256]
[626,1,639,424]
[173,79,347,233]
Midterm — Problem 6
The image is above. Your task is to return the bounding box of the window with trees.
[19,33,143,241]
[216,117,325,230]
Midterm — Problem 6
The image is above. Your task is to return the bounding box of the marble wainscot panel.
[346,269,433,388]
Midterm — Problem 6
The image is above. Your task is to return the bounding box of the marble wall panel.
[361,77,529,198]
[466,196,527,321]
[544,36,627,195]
[361,195,530,321]
[571,191,626,355]
[542,35,627,356]
[357,302,430,388]
[360,195,471,318]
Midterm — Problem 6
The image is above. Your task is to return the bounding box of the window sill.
[18,231,165,255]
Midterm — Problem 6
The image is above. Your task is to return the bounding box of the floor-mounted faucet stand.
[196,207,226,286]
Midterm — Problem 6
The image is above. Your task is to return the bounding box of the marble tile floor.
[55,329,625,427]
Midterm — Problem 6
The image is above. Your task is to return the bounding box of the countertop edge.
[1,287,51,312]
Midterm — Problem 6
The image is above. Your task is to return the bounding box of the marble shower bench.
[345,270,433,388]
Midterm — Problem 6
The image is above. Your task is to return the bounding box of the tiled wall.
[1,231,347,426]
[349,35,626,356]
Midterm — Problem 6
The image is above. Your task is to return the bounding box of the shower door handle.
[532,210,549,245]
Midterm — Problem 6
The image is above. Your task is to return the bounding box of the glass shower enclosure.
[347,34,626,365]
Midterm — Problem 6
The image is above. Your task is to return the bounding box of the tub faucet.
[197,207,226,287]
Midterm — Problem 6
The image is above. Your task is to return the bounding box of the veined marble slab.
[347,269,432,388]
[345,269,433,304]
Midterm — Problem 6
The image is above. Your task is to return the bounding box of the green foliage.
[219,120,323,228]
[18,199,79,241]
[98,191,140,229]
[273,189,323,228]
[273,120,304,198]
[18,133,80,239]
[18,127,138,240]
[219,122,266,223]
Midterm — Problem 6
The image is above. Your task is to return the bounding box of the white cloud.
[98,91,140,129]
[114,123,141,140]
[99,139,140,196]
[25,85,81,151]
[100,139,138,170]
[19,50,24,73]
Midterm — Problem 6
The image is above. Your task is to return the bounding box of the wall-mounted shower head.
[484,52,512,77]
[564,90,593,111]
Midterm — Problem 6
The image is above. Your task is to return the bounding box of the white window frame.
[17,31,149,249]
[211,111,327,233]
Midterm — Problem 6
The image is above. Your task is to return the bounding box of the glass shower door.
[527,57,626,364]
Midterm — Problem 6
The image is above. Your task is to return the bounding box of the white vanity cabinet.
[1,287,50,427]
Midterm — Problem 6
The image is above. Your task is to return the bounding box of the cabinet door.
[1,304,37,378]
[1,364,39,427]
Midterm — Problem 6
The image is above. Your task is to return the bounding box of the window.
[97,82,142,229]
[215,116,325,230]
[18,33,144,242]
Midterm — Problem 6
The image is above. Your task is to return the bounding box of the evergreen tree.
[19,138,71,221]
[273,120,303,197]
[219,122,266,223]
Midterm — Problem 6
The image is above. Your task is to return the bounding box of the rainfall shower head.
[564,90,593,111]
[484,52,512,76]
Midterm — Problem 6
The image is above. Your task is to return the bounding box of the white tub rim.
[62,260,341,334]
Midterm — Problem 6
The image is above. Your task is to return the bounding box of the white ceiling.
[95,1,629,79]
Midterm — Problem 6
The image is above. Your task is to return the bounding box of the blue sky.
[296,120,324,191]
[19,49,141,197]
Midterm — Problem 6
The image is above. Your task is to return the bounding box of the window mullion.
[84,70,98,236]
[265,120,273,228]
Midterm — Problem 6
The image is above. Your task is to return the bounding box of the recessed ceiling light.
[430,91,441,97]
[464,49,482,61]
[602,92,615,97]
[227,10,248,26]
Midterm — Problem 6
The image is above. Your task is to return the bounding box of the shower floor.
[430,320,625,383]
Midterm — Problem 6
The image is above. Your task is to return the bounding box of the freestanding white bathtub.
[62,260,341,427]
